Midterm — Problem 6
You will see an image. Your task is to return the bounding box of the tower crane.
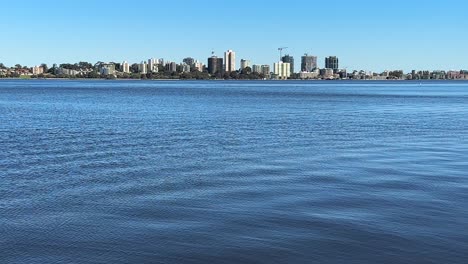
[278,47,288,61]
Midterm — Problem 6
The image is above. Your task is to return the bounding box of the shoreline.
[1,78,468,82]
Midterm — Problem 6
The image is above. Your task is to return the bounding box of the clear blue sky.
[1,0,467,72]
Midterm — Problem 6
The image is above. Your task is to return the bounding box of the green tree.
[87,71,100,78]
[10,72,20,78]
[40,63,48,73]
[47,66,56,74]
[113,62,122,71]
[229,71,239,79]
[130,63,139,74]
[180,72,192,79]
[389,70,404,79]
[78,61,93,69]
[120,73,130,79]
[157,65,165,73]
[241,66,252,75]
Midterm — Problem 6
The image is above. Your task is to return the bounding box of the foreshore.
[1,78,468,81]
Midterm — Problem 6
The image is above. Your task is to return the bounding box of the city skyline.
[4,55,467,81]
[1,0,467,72]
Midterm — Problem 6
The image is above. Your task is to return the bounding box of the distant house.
[15,68,32,76]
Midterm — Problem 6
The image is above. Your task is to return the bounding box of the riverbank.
[2,77,468,81]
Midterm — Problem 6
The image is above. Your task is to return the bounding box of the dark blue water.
[1,80,468,263]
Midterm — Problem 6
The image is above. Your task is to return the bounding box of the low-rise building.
[32,66,44,75]
[299,71,318,79]
[0,69,8,77]
[320,68,334,79]
[57,68,80,76]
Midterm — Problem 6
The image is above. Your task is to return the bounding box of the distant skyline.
[1,0,467,72]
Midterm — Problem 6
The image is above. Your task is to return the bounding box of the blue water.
[1,80,468,263]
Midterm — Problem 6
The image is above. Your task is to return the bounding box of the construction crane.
[278,47,288,61]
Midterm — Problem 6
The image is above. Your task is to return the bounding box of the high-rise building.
[148,58,157,72]
[224,50,236,72]
[252,65,262,74]
[165,62,177,72]
[301,55,317,72]
[281,55,294,74]
[274,62,291,79]
[181,63,191,73]
[240,59,251,70]
[325,56,339,70]
[261,65,270,77]
[139,61,147,74]
[208,56,223,74]
[122,61,130,73]
[194,61,204,72]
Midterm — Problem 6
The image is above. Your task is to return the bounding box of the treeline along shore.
[1,62,468,80]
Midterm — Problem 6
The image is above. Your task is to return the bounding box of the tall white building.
[148,58,157,72]
[224,50,236,72]
[122,61,130,73]
[274,62,291,80]
[194,61,204,72]
[139,61,147,74]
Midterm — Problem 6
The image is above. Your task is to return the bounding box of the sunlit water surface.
[1,80,468,263]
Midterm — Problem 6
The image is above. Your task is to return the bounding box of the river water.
[1,80,468,263]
